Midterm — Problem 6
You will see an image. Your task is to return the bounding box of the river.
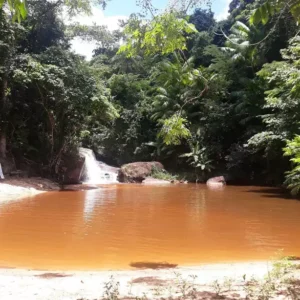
[0,184,300,270]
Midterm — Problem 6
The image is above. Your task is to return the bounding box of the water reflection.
[83,187,117,222]
[206,183,225,191]
[83,189,102,222]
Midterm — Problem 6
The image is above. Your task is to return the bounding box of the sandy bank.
[0,177,59,202]
[1,261,299,300]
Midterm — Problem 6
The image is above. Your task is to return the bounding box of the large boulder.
[118,162,164,183]
[57,152,85,184]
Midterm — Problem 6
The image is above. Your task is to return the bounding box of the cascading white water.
[79,148,118,184]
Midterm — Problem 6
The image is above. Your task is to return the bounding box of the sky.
[70,0,231,59]
[104,0,230,19]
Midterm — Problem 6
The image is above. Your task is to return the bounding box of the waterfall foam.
[79,148,118,184]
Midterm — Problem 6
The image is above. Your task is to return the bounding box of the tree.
[0,0,118,174]
[0,9,22,158]
[0,0,109,21]
[91,73,154,164]
[247,36,300,186]
[189,8,216,32]
[150,54,211,144]
[118,13,197,57]
[250,0,300,25]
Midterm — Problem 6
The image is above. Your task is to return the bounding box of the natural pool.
[0,184,300,270]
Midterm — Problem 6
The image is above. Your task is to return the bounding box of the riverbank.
[0,177,59,202]
[0,261,299,300]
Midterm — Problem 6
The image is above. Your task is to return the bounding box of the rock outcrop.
[118,162,164,183]
[57,152,86,184]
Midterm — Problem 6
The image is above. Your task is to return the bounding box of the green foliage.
[0,2,117,174]
[10,48,117,167]
[248,36,300,152]
[189,8,216,32]
[151,166,178,181]
[158,114,191,146]
[118,13,197,57]
[2,0,27,22]
[222,21,257,62]
[150,54,211,125]
[1,0,300,188]
[284,136,300,195]
[250,1,277,25]
[250,0,300,26]
[181,140,213,172]
[0,0,110,22]
[89,72,155,165]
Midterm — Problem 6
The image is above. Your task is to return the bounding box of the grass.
[151,166,179,181]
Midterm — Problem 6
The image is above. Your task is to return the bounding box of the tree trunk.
[0,77,8,159]
[0,128,7,158]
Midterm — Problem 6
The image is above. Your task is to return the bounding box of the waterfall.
[79,148,118,184]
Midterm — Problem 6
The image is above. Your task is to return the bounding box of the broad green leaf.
[250,8,262,25]
[19,1,27,19]
[235,21,250,33]
[291,2,300,24]
[261,4,269,25]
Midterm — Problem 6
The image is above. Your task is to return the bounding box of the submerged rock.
[206,176,226,186]
[142,177,171,185]
[118,162,164,183]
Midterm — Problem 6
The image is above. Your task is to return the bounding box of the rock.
[58,152,86,185]
[118,162,164,183]
[171,179,188,184]
[206,176,226,186]
[142,177,171,185]
[97,162,119,176]
[0,157,15,177]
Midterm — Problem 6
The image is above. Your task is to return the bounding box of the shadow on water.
[130,262,178,270]
[246,187,299,200]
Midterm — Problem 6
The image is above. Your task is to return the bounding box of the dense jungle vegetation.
[1,0,300,192]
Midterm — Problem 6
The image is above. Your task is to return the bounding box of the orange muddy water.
[0,184,300,270]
